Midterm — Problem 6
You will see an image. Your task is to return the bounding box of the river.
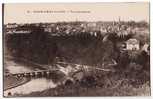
[4,59,58,97]
[4,78,57,96]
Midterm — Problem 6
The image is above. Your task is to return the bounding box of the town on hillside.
[4,19,150,96]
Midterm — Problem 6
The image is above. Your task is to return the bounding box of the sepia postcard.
[3,2,150,97]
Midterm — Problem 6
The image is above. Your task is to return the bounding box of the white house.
[126,38,140,51]
[44,27,52,32]
[6,23,18,28]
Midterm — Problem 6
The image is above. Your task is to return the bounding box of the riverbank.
[4,76,30,91]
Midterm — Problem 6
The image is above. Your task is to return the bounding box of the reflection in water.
[4,78,57,96]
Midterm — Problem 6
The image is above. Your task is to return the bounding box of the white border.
[0,1,3,99]
[0,0,150,3]
[0,0,151,99]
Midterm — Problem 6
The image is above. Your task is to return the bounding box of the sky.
[4,2,149,24]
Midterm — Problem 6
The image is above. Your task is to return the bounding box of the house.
[6,23,18,28]
[87,22,97,27]
[126,38,140,51]
[117,31,129,39]
[44,27,52,32]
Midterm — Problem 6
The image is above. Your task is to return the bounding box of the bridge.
[5,61,116,78]
[5,68,60,78]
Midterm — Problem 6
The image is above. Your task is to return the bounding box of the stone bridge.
[5,69,60,78]
[5,62,115,78]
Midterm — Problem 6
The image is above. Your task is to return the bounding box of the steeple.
[119,16,121,23]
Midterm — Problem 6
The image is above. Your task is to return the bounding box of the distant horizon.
[4,3,149,24]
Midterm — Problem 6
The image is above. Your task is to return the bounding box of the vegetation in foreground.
[16,67,150,96]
